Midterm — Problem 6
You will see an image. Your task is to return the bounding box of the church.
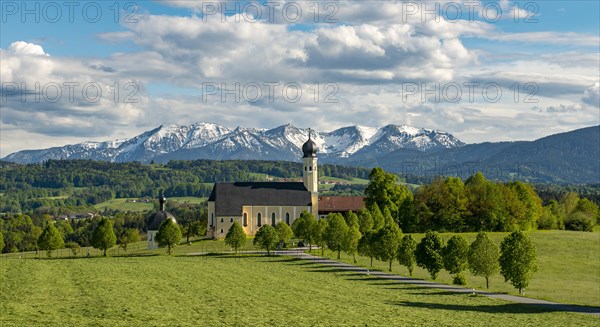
[207,132,365,239]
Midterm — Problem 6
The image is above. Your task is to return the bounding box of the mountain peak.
[3,122,465,164]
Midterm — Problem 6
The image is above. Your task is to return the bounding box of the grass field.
[1,253,597,326]
[94,199,154,212]
[309,230,600,308]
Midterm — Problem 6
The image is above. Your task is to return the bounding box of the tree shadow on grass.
[33,253,160,260]
[389,300,600,315]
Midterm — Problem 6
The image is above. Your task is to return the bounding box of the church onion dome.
[148,211,176,231]
[302,131,318,158]
[147,195,176,230]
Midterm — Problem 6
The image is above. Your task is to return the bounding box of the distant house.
[207,132,366,239]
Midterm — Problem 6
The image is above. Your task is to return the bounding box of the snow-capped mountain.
[3,123,465,164]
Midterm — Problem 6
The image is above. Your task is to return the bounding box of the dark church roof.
[208,182,313,216]
[318,196,366,213]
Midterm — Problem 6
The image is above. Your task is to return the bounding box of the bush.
[453,273,467,286]
[564,212,596,231]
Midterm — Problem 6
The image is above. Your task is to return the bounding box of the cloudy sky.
[1,0,599,156]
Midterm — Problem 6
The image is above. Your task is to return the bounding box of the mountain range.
[3,123,599,184]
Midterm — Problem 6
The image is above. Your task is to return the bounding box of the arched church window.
[309,166,312,171]
[285,213,290,225]
[257,213,262,226]
[271,212,276,226]
[210,213,214,227]
[243,213,248,227]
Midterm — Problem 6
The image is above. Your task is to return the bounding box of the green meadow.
[94,197,207,212]
[1,253,597,326]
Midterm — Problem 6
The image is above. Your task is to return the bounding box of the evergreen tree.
[91,218,117,256]
[253,224,279,255]
[415,231,444,280]
[225,222,246,253]
[397,235,417,276]
[499,231,538,294]
[37,223,64,257]
[155,219,181,255]
[468,232,500,289]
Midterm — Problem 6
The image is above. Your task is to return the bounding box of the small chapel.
[147,195,177,249]
[207,132,365,239]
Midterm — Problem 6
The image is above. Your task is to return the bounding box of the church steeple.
[302,129,318,194]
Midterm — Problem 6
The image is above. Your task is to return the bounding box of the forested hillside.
[0,159,374,213]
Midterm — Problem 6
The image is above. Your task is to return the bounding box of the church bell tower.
[302,129,318,193]
[302,129,319,217]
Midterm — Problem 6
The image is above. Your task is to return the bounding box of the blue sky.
[1,0,599,155]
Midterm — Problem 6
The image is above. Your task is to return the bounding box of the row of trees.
[0,202,206,253]
[34,216,185,257]
[223,208,538,295]
[365,168,599,233]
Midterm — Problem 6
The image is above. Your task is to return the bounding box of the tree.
[415,231,444,280]
[225,222,246,253]
[65,241,80,256]
[253,224,279,255]
[506,181,543,231]
[325,213,349,259]
[468,232,500,289]
[344,211,359,229]
[357,208,374,234]
[499,231,538,295]
[275,222,293,246]
[0,230,4,253]
[365,167,413,224]
[37,223,64,257]
[155,219,181,255]
[442,235,469,284]
[118,228,139,251]
[91,218,117,256]
[292,210,317,250]
[313,218,329,256]
[358,231,377,266]
[370,203,385,232]
[564,198,599,231]
[375,224,402,271]
[183,221,205,243]
[415,177,469,232]
[397,235,417,276]
[343,225,362,263]
[465,172,504,231]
